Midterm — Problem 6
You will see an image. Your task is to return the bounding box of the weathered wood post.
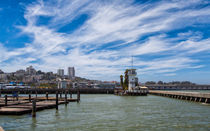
[35,91,37,98]
[77,90,80,103]
[16,91,19,101]
[0,90,1,97]
[65,90,67,106]
[29,93,31,102]
[70,91,72,98]
[5,95,7,106]
[32,99,36,117]
[46,92,48,100]
[56,91,58,110]
[60,92,62,98]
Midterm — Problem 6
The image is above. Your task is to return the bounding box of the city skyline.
[0,0,210,84]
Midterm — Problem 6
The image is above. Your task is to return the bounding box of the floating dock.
[149,90,210,103]
[0,91,80,115]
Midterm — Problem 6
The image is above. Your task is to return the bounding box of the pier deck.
[0,92,80,115]
[149,90,210,103]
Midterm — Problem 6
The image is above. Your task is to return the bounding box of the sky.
[0,0,210,84]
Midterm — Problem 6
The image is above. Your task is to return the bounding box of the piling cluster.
[149,91,210,103]
[0,90,80,116]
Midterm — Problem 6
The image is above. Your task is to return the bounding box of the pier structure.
[149,90,210,103]
[0,90,80,115]
[146,84,210,90]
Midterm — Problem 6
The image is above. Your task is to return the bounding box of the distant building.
[0,69,4,74]
[0,74,7,80]
[68,67,75,80]
[15,69,26,77]
[26,66,36,75]
[57,79,67,88]
[57,69,64,77]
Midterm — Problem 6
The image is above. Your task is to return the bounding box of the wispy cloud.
[1,0,210,82]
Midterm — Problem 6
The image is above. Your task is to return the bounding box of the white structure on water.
[127,69,137,91]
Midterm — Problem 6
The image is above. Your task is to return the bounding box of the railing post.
[56,91,58,110]
[5,95,7,106]
[32,99,36,117]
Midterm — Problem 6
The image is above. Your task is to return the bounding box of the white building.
[68,67,75,80]
[127,69,137,91]
[57,69,64,77]
[57,79,67,88]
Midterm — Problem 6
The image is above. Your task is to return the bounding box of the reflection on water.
[0,94,210,131]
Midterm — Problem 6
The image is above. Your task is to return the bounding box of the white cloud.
[1,0,210,81]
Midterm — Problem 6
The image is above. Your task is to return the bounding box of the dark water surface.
[0,94,210,131]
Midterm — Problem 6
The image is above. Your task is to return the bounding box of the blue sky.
[0,0,210,84]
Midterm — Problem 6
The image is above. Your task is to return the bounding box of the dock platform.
[0,91,80,115]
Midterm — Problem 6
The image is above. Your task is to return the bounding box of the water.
[0,94,210,131]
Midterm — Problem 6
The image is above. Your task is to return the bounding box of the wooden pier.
[0,91,80,115]
[149,90,210,103]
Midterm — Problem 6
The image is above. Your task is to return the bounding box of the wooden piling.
[32,99,36,117]
[5,95,7,106]
[46,92,48,100]
[70,92,72,98]
[35,91,37,98]
[0,90,1,97]
[29,94,31,102]
[65,91,67,106]
[205,98,210,103]
[16,92,19,101]
[56,91,58,110]
[60,92,62,98]
[77,90,80,102]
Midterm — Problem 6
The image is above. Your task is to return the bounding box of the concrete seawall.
[149,90,210,103]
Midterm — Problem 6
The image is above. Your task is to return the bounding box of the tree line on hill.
[144,81,196,85]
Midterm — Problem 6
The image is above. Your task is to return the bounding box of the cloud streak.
[0,0,210,83]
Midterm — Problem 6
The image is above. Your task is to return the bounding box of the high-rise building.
[57,69,64,77]
[0,69,4,74]
[26,66,36,75]
[68,67,75,80]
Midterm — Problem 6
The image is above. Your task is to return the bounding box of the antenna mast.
[131,55,133,69]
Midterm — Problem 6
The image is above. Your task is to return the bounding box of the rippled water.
[0,94,210,131]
